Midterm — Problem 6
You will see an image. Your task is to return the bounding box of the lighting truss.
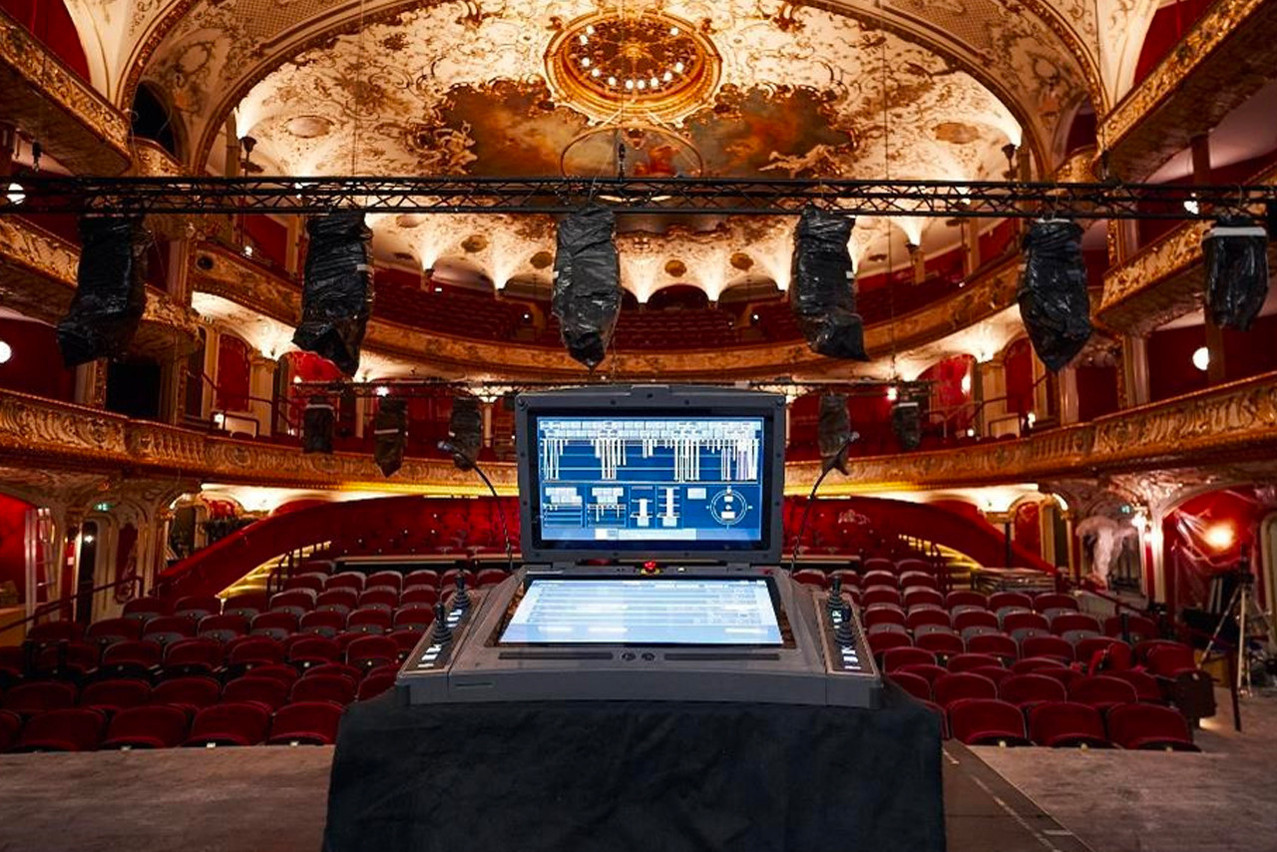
[3,175,1275,219]
[294,377,931,398]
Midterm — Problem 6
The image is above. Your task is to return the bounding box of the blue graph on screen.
[535,416,765,545]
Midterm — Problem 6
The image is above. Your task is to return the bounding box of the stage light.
[303,400,335,454]
[1203,216,1269,330]
[1204,523,1235,551]
[373,397,407,477]
[57,215,150,367]
[552,205,621,370]
[1018,218,1092,371]
[293,211,374,376]
[818,393,853,475]
[1192,346,1210,372]
[789,206,867,360]
[5,182,23,205]
[0,341,11,364]
[444,395,483,471]
[892,399,922,451]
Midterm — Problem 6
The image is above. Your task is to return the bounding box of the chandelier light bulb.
[578,34,588,44]
[663,71,673,81]
[637,79,646,90]
[607,76,617,86]
[625,79,634,90]
[591,68,601,77]
[1192,346,1210,371]
[670,26,679,35]
[674,61,685,73]
[5,182,24,205]
[581,57,590,67]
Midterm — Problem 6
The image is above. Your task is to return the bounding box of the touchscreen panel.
[498,577,784,645]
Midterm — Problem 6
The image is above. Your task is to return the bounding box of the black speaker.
[1018,218,1091,371]
[789,206,867,360]
[818,393,852,474]
[447,395,483,470]
[293,211,374,376]
[303,400,335,454]
[372,397,407,477]
[57,215,150,367]
[552,204,621,370]
[1203,216,1269,330]
[892,400,922,452]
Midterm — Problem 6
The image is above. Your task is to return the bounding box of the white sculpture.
[1074,515,1139,589]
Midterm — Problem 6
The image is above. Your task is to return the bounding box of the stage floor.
[0,690,1273,852]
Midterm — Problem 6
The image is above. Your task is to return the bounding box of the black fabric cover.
[1203,217,1269,330]
[818,393,853,474]
[892,400,922,452]
[303,402,335,454]
[553,205,621,370]
[324,685,944,852]
[1017,219,1091,371]
[447,396,483,470]
[373,398,408,477]
[293,211,374,376]
[789,207,867,361]
[57,215,150,367]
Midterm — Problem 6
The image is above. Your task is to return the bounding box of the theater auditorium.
[1,1,1276,850]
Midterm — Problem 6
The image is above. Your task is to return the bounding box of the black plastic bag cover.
[57,216,150,367]
[448,396,483,470]
[294,211,374,376]
[373,398,407,477]
[552,205,620,370]
[789,206,868,360]
[303,402,335,454]
[1203,217,1269,330]
[892,401,922,452]
[818,393,853,474]
[1017,219,1091,371]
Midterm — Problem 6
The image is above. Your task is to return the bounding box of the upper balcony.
[2,369,1273,495]
[0,9,130,175]
[1099,0,1277,181]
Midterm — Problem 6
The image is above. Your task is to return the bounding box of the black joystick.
[432,602,453,644]
[827,576,843,612]
[453,572,472,611]
[834,601,856,647]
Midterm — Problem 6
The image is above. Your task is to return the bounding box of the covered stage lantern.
[373,397,408,477]
[1203,217,1269,330]
[1017,218,1091,371]
[892,399,922,451]
[303,400,335,454]
[293,211,374,376]
[446,395,483,470]
[57,215,150,367]
[552,205,621,370]
[818,393,853,474]
[789,206,868,361]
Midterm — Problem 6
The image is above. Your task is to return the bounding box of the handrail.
[0,573,143,638]
[188,367,299,431]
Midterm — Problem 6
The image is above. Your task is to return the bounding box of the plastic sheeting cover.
[892,401,922,452]
[448,396,483,471]
[57,215,150,367]
[303,402,335,454]
[552,205,621,370]
[293,211,374,376]
[818,393,853,474]
[789,206,868,361]
[373,398,408,477]
[1017,219,1091,371]
[1203,217,1269,330]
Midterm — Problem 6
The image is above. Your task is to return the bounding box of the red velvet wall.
[0,318,76,401]
[1149,314,1277,402]
[1004,338,1035,415]
[918,354,975,431]
[0,0,89,80]
[0,492,33,602]
[1132,0,1215,87]
[243,216,290,270]
[215,335,251,412]
[979,220,1017,262]
[1075,363,1120,421]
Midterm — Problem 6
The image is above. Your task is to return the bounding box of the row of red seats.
[935,699,1196,750]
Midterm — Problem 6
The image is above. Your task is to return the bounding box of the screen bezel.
[491,573,796,649]
[515,386,786,564]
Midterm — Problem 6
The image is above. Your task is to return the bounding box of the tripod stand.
[1200,561,1270,731]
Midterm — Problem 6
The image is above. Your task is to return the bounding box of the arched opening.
[645,284,709,312]
[130,83,182,160]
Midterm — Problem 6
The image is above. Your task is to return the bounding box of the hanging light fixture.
[1203,216,1269,330]
[1018,218,1092,371]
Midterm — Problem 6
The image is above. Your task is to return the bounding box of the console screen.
[498,578,784,645]
[533,415,766,549]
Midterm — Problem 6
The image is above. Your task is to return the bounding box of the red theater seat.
[269,590,317,619]
[915,631,964,659]
[226,636,286,668]
[347,608,393,633]
[400,587,440,607]
[1105,614,1159,643]
[1069,676,1139,712]
[242,664,300,686]
[34,640,100,677]
[1050,612,1102,636]
[359,587,400,611]
[268,701,344,745]
[223,592,268,619]
[79,679,152,713]
[968,665,1012,687]
[1001,611,1049,634]
[791,569,828,589]
[1012,657,1069,676]
[13,709,104,752]
[1108,669,1163,703]
[1032,594,1078,613]
[897,663,948,686]
[290,674,356,707]
[393,607,436,632]
[830,570,860,590]
[477,568,509,588]
[998,673,1067,709]
[864,605,906,629]
[251,612,298,641]
[861,570,896,589]
[861,587,902,607]
[26,620,85,646]
[141,616,198,646]
[162,638,224,677]
[946,653,1004,674]
[889,671,932,702]
[283,573,327,595]
[933,672,998,708]
[899,572,939,592]
[326,573,367,593]
[867,631,913,657]
[1029,701,1110,748]
[952,609,998,632]
[100,640,163,679]
[305,663,362,685]
[123,597,173,622]
[404,570,441,591]
[198,614,249,643]
[185,703,271,747]
[0,709,21,752]
[356,666,397,701]
[103,705,190,749]
[903,589,945,611]
[948,699,1030,746]
[988,592,1033,612]
[86,617,144,646]
[347,636,399,671]
[288,635,341,670]
[881,647,937,673]
[1147,644,1199,678]
[174,595,223,620]
[299,610,348,638]
[3,681,78,715]
[1075,637,1133,671]
[223,676,290,711]
[366,571,405,593]
[945,591,987,610]
[316,589,360,612]
[965,633,1017,661]
[1020,635,1074,661]
[1107,704,1198,751]
[150,677,221,714]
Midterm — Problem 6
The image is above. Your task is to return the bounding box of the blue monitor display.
[533,415,765,548]
[498,577,784,645]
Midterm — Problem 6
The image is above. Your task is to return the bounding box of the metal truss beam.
[2,176,1275,219]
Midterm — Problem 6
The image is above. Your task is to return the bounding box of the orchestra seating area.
[1,559,1205,754]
